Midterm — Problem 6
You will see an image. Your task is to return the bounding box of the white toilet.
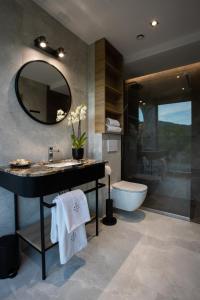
[111,181,148,211]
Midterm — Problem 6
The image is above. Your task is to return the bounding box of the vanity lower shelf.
[17,215,96,253]
[17,217,54,252]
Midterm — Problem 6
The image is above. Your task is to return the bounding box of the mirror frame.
[15,60,72,125]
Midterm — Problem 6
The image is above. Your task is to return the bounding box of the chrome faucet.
[48,146,60,162]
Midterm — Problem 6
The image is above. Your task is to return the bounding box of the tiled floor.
[1,210,200,300]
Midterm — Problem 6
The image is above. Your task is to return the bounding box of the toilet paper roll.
[105,164,112,176]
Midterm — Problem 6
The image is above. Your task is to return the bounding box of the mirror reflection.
[16,61,71,124]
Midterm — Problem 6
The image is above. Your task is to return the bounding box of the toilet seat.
[112,181,147,193]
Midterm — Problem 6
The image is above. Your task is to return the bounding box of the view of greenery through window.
[158,101,191,172]
[139,101,191,173]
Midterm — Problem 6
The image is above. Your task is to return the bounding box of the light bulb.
[58,52,64,58]
[36,36,47,48]
[40,41,47,48]
[57,47,65,58]
[151,19,159,27]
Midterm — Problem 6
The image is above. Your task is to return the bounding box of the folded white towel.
[51,190,90,264]
[106,118,120,127]
[106,125,122,133]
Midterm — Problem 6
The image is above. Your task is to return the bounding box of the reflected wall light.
[34,36,65,59]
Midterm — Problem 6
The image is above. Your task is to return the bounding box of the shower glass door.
[123,67,193,217]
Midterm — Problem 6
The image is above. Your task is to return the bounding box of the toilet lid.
[112,181,147,193]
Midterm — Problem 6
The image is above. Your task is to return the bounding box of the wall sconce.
[34,36,65,59]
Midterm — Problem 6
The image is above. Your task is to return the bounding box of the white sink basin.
[45,161,82,168]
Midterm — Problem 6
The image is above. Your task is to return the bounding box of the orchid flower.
[68,104,87,149]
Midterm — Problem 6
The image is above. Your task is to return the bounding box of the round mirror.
[15,60,71,124]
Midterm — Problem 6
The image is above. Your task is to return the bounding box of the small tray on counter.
[9,159,32,168]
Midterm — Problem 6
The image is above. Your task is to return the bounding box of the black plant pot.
[72,148,84,160]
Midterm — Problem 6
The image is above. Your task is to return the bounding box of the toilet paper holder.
[102,165,117,226]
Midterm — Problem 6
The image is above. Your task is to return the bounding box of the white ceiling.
[33,0,200,77]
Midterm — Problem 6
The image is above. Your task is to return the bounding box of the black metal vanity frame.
[0,161,106,280]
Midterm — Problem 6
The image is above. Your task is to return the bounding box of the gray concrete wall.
[0,0,88,235]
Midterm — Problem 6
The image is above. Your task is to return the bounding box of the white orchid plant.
[67,104,87,149]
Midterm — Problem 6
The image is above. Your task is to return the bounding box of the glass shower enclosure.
[123,62,200,221]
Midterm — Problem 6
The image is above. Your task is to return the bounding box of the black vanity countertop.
[0,159,106,177]
[0,159,106,197]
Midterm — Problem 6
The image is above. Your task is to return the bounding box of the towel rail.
[42,182,105,208]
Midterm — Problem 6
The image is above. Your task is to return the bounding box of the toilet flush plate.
[107,140,118,152]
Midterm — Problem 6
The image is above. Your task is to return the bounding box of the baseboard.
[141,206,190,222]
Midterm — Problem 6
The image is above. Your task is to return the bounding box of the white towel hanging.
[51,189,90,264]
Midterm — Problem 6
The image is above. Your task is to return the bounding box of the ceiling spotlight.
[151,19,159,27]
[57,47,65,58]
[136,34,145,40]
[182,87,185,90]
[35,36,47,48]
[142,102,146,106]
[177,75,181,79]
[139,100,143,103]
